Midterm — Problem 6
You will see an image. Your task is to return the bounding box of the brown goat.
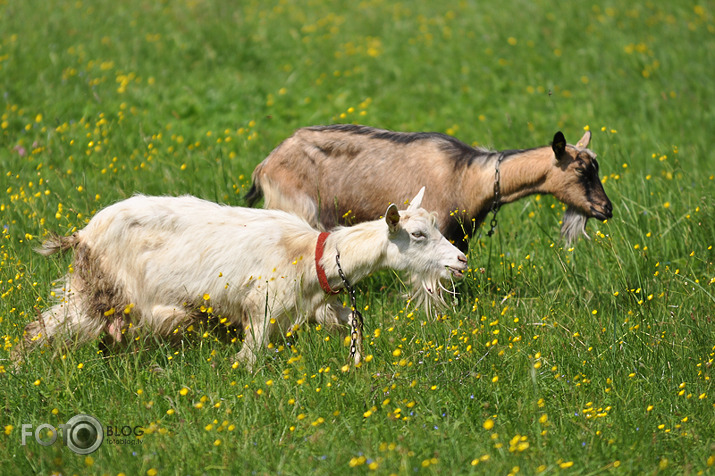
[247,124,613,251]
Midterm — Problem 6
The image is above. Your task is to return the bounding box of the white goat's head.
[384,187,468,292]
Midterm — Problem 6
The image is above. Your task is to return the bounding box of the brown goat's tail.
[245,160,266,207]
[35,233,79,257]
[243,159,273,207]
[244,181,263,207]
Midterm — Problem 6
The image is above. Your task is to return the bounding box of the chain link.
[486,154,504,237]
[336,252,363,364]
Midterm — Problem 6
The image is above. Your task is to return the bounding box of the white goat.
[16,188,467,370]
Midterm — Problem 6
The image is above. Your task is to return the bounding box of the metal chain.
[335,252,363,363]
[487,153,504,237]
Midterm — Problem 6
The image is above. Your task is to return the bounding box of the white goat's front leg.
[315,298,363,365]
[234,312,272,372]
[146,305,192,336]
[314,297,351,331]
[347,310,364,365]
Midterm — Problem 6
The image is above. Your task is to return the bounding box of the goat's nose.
[458,254,468,266]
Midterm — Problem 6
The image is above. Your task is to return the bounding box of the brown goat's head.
[547,131,613,244]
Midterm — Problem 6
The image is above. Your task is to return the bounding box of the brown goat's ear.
[385,203,400,232]
[552,131,567,159]
[576,130,591,148]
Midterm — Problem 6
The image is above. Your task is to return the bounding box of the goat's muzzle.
[590,200,613,221]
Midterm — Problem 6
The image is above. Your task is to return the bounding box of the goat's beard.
[402,208,590,314]
[406,271,459,317]
[561,206,590,246]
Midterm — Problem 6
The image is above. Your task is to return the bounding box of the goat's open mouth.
[448,267,465,278]
[590,209,611,221]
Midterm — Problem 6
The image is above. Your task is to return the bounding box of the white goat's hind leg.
[98,314,127,357]
[14,299,103,361]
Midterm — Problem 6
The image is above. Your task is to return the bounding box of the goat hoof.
[148,363,165,374]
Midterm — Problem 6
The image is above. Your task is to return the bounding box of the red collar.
[315,232,339,295]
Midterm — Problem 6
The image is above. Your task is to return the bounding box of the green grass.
[1,0,713,474]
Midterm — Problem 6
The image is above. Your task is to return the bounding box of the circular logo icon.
[65,414,104,455]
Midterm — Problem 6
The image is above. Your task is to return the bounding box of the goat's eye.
[411,231,426,240]
[575,167,585,176]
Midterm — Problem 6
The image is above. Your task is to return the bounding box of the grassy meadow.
[1,0,714,474]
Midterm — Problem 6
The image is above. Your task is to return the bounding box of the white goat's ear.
[385,203,400,232]
[576,130,591,148]
[407,186,426,211]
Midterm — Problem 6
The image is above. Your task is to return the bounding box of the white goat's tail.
[35,233,79,257]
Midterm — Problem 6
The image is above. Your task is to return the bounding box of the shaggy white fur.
[18,188,467,370]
